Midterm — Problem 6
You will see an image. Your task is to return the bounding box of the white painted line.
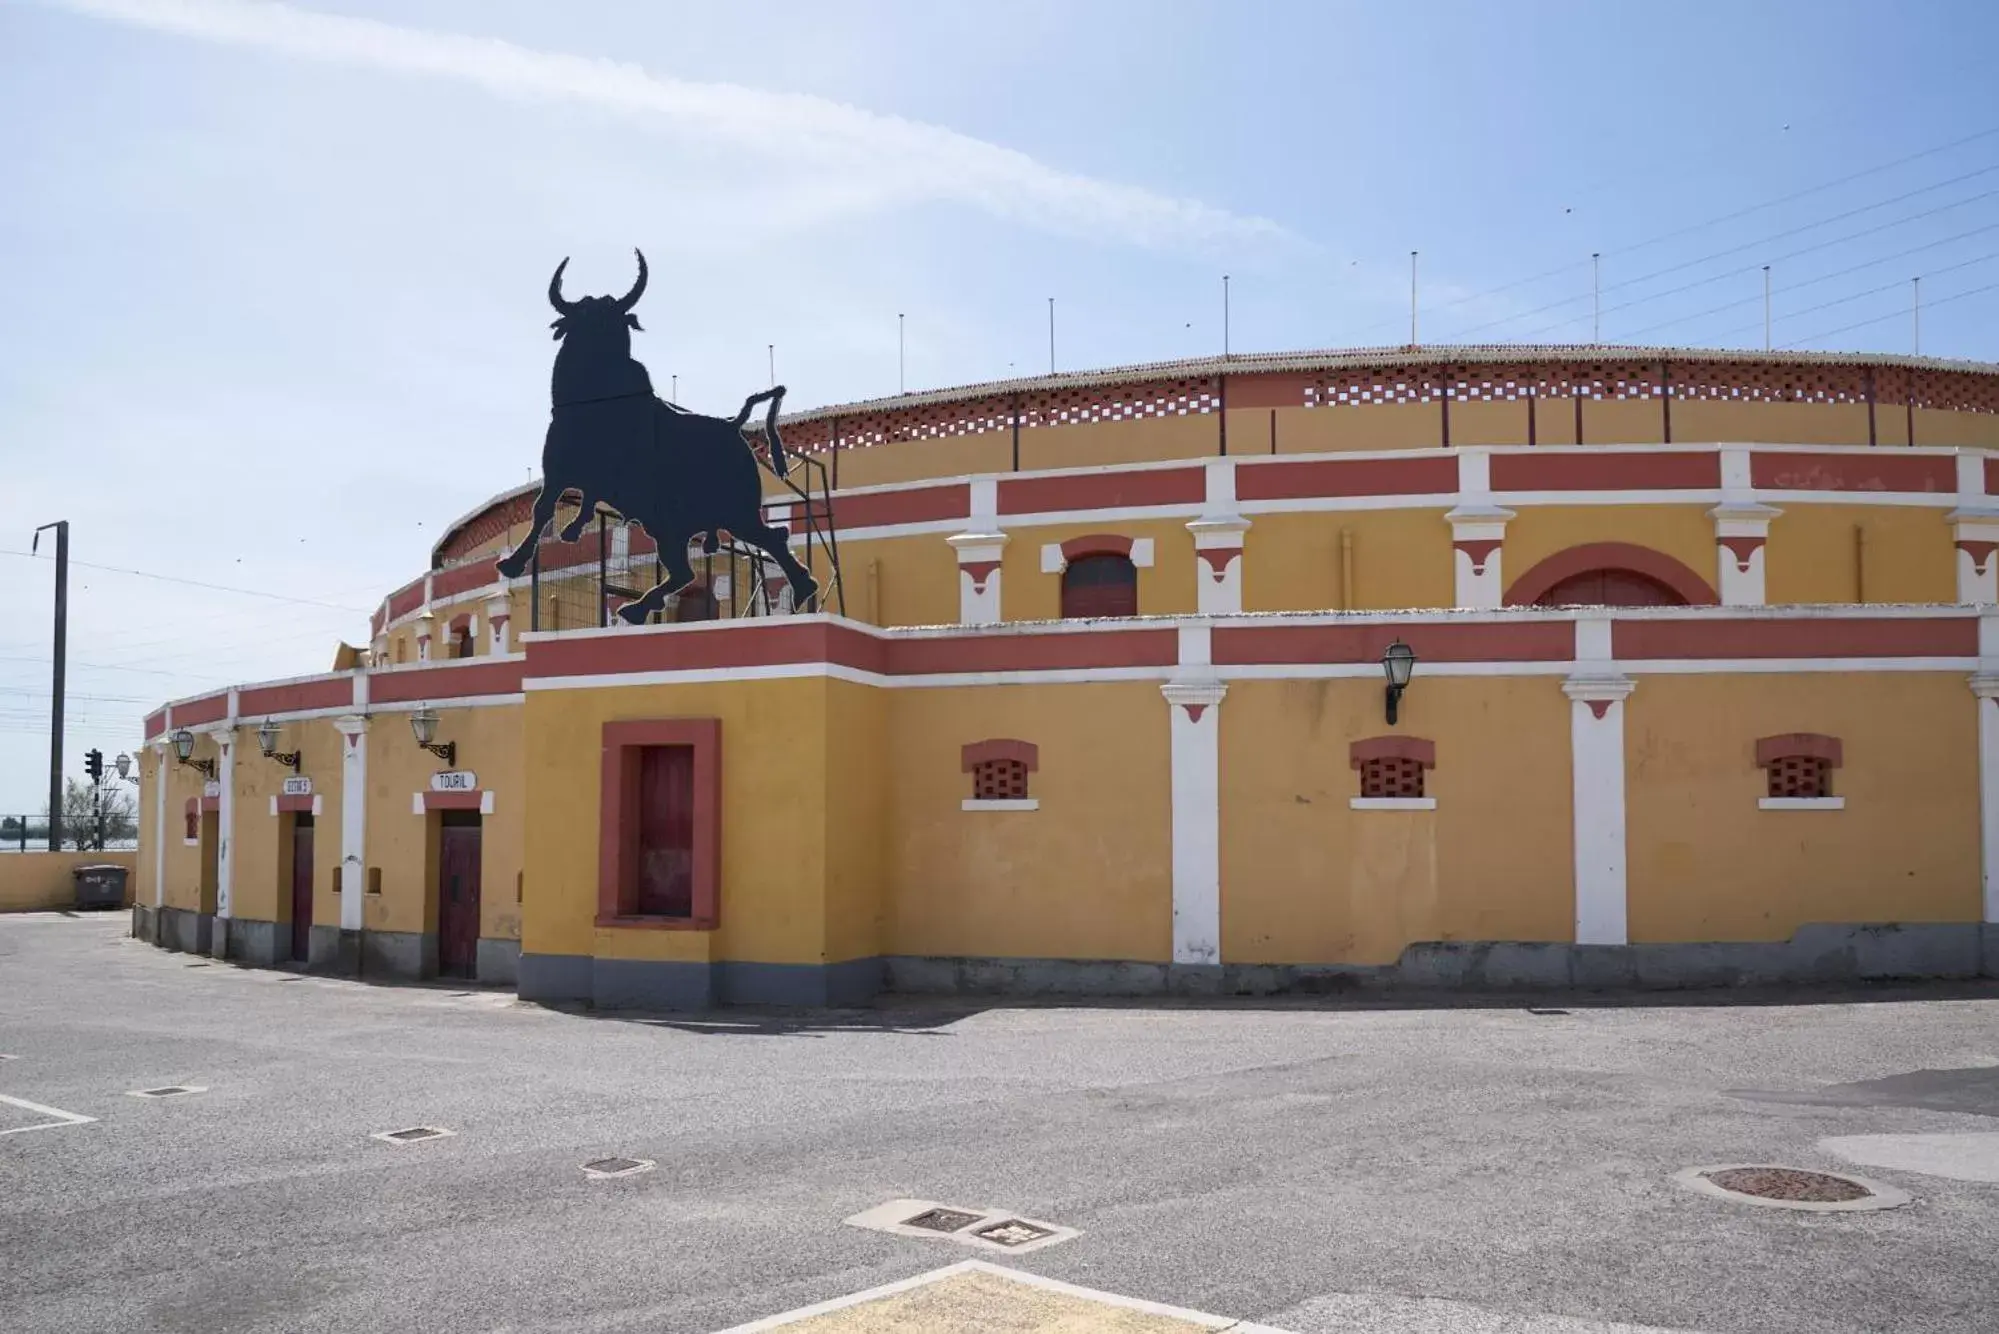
[709,1257,1298,1333]
[0,1093,98,1136]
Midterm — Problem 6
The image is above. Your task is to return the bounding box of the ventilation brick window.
[962,740,1038,810]
[1349,737,1437,809]
[1755,733,1844,809]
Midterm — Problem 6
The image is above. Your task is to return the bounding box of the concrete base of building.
[224,918,287,967]
[361,930,435,982]
[130,904,154,944]
[476,938,521,987]
[308,925,363,977]
[891,923,1999,996]
[519,953,884,1010]
[154,907,214,955]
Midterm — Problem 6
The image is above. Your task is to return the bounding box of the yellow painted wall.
[1765,505,1956,605]
[1452,399,1535,447]
[1275,403,1444,454]
[156,741,216,915]
[1626,674,1980,941]
[365,704,523,941]
[522,677,838,965]
[834,432,1013,490]
[0,851,138,913]
[1017,414,1219,472]
[1914,406,1999,448]
[1002,518,1200,621]
[833,533,959,628]
[824,680,889,963]
[1244,509,1454,612]
[1502,505,1717,598]
[1220,678,1573,965]
[1672,401,1873,446]
[887,682,1172,961]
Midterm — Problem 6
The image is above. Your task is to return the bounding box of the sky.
[2,0,1997,812]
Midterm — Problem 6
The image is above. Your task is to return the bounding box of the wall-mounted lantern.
[255,720,301,773]
[1382,639,1417,725]
[170,728,217,780]
[114,752,139,785]
[409,706,457,768]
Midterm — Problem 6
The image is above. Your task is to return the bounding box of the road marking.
[711,1259,1293,1333]
[0,1093,97,1136]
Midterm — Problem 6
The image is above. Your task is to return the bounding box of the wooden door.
[1060,555,1138,618]
[290,813,315,962]
[636,745,695,918]
[436,812,482,978]
[1533,568,1685,607]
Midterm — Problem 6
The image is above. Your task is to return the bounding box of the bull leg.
[558,494,602,543]
[617,531,697,626]
[496,483,563,580]
[736,519,819,613]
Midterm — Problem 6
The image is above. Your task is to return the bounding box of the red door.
[1060,555,1138,618]
[637,745,695,918]
[1534,568,1686,607]
[437,813,482,978]
[290,813,314,962]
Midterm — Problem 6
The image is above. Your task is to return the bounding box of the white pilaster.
[1161,678,1226,967]
[1708,503,1781,606]
[1444,506,1514,609]
[205,723,236,921]
[333,715,369,932]
[416,610,434,662]
[485,596,511,655]
[946,532,1009,624]
[1186,517,1251,615]
[150,740,168,911]
[1949,497,1999,604]
[1565,613,1631,946]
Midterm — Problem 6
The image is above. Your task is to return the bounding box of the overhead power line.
[0,550,371,614]
[1644,247,1999,343]
[1779,277,1999,349]
[1348,123,1999,339]
[1450,177,1999,341]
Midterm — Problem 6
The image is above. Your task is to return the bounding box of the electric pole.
[32,520,68,852]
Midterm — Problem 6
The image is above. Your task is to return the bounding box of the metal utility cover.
[582,1157,655,1179]
[371,1126,456,1145]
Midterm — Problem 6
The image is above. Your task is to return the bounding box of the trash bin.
[73,863,129,911]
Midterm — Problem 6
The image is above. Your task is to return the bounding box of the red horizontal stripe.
[368,658,525,704]
[431,559,500,600]
[1751,451,1955,493]
[830,484,969,530]
[143,710,166,740]
[239,677,352,717]
[386,580,425,620]
[170,694,228,727]
[527,620,887,678]
[999,468,1204,514]
[1235,455,1456,501]
[1491,451,1718,492]
[885,628,1179,675]
[424,791,484,810]
[1612,616,1976,659]
[1214,621,1573,665]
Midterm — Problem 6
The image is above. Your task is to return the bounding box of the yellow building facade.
[134,347,1999,1002]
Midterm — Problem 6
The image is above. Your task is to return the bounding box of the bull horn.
[548,258,576,314]
[615,249,648,313]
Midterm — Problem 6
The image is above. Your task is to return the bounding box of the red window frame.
[598,719,721,929]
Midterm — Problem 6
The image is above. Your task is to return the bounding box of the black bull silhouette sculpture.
[495,250,819,623]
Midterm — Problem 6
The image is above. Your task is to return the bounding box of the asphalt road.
[4,913,1999,1333]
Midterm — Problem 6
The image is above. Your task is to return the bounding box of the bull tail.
[734,387,790,479]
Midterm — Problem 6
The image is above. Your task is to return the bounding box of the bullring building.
[132,345,1999,1005]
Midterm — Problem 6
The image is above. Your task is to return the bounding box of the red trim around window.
[597,718,721,930]
[1058,533,1135,563]
[1503,542,1718,607]
[1755,732,1843,767]
[961,739,1039,772]
[1349,736,1436,769]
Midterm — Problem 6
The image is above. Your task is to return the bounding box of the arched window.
[1505,542,1716,608]
[1061,555,1138,618]
[1533,569,1686,607]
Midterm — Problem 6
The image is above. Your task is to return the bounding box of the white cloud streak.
[45,0,1294,255]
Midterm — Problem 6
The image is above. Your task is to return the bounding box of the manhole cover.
[371,1126,456,1145]
[1704,1167,1867,1202]
[184,962,210,968]
[127,1086,204,1098]
[903,1207,983,1233]
[976,1219,1055,1247]
[1526,1007,1570,1016]
[1674,1163,1910,1212]
[581,1157,655,1179]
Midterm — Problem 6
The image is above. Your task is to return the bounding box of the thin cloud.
[46,0,1295,255]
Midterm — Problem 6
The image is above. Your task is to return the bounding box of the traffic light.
[84,748,103,784]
